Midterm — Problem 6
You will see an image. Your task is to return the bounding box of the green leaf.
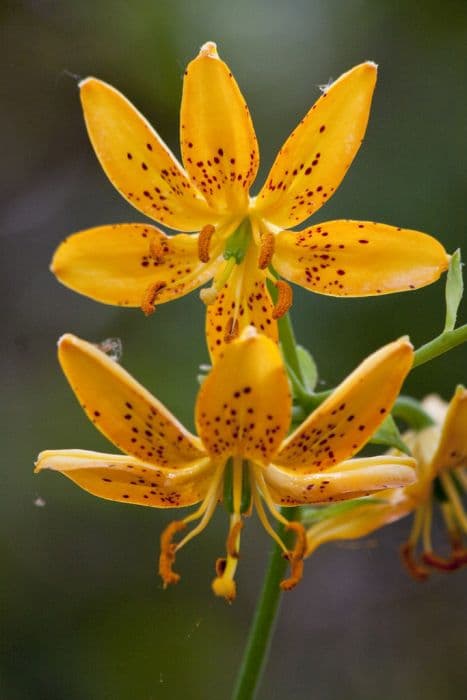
[299,497,384,527]
[370,414,411,454]
[296,345,318,392]
[444,249,463,332]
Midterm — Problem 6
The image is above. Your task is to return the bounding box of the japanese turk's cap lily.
[51,42,449,360]
[305,389,467,581]
[35,329,416,599]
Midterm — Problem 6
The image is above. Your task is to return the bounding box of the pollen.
[141,281,167,316]
[272,280,293,319]
[257,231,275,270]
[198,224,216,262]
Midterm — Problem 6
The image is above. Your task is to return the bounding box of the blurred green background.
[2,1,467,698]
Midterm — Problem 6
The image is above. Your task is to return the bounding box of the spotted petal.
[80,78,217,232]
[52,224,222,306]
[35,450,213,508]
[273,220,449,296]
[264,455,416,505]
[58,334,206,468]
[431,386,467,475]
[254,62,377,228]
[205,244,278,361]
[276,337,414,472]
[196,329,291,464]
[180,42,259,215]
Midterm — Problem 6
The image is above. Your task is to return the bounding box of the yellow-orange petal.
[180,42,259,215]
[35,450,213,508]
[205,243,278,361]
[58,334,206,468]
[80,77,217,232]
[264,455,416,505]
[273,220,449,297]
[196,328,291,464]
[305,491,412,557]
[431,386,467,475]
[254,62,377,228]
[51,224,222,306]
[276,337,414,473]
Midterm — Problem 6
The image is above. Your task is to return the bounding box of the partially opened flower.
[51,42,449,359]
[35,329,416,599]
[305,389,467,580]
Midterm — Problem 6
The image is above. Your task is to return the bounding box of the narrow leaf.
[444,249,463,332]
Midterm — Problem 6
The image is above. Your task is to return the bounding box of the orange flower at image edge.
[51,42,449,359]
[36,329,416,600]
[305,391,467,579]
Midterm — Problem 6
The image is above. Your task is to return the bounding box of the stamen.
[272,280,293,319]
[224,317,239,343]
[141,281,167,316]
[158,463,223,587]
[149,235,167,263]
[198,224,216,263]
[422,551,460,571]
[258,231,275,270]
[159,521,186,587]
[400,542,429,581]
[253,467,306,590]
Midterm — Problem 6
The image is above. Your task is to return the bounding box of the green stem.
[413,324,467,368]
[232,508,299,700]
[277,313,303,382]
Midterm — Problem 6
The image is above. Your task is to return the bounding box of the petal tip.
[79,76,98,91]
[199,41,219,58]
[57,333,78,349]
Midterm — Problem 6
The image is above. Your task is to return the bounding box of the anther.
[227,520,244,558]
[141,281,167,316]
[224,317,239,343]
[400,542,429,581]
[198,224,216,263]
[280,521,307,591]
[422,551,460,571]
[272,280,293,319]
[149,235,167,263]
[258,231,275,270]
[158,521,187,587]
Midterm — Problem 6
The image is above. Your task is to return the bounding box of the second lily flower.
[36,328,416,599]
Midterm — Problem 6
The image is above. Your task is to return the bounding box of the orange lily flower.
[36,329,415,599]
[51,43,449,359]
[305,389,467,579]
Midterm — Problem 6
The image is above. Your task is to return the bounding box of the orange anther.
[158,520,186,588]
[141,281,167,316]
[400,542,429,581]
[280,520,307,590]
[224,317,239,343]
[272,280,293,319]
[258,231,275,270]
[198,224,216,263]
[422,551,460,571]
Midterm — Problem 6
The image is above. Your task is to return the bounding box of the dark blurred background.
[2,1,467,698]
